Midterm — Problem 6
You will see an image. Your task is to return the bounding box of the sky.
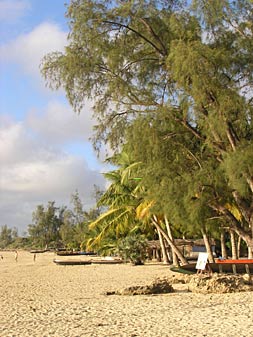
[0,0,108,234]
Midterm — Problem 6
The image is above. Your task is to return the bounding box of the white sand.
[0,251,253,337]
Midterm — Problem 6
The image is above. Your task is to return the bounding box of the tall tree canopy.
[0,225,18,249]
[41,0,253,250]
[28,202,65,248]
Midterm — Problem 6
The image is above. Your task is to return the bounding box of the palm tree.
[87,152,145,252]
[88,151,189,265]
[136,201,188,265]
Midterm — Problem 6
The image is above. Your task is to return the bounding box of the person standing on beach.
[33,253,36,262]
[14,250,18,262]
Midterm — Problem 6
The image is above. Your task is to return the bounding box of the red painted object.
[216,259,253,264]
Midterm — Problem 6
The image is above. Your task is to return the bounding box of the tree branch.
[139,17,168,56]
[102,20,165,56]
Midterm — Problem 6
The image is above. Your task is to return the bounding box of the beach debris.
[187,273,253,294]
[104,278,174,296]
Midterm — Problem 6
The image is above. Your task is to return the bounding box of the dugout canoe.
[53,259,92,266]
[171,259,253,274]
[90,259,123,265]
[30,249,47,254]
[53,258,123,266]
[56,251,97,256]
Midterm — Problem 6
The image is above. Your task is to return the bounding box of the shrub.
[117,234,148,265]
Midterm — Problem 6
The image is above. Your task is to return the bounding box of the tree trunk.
[237,236,241,258]
[157,228,170,264]
[211,203,253,250]
[230,230,238,260]
[247,218,253,258]
[152,217,188,265]
[248,246,253,259]
[220,231,228,259]
[164,216,179,267]
[202,230,215,263]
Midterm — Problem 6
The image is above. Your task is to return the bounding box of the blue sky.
[0,0,107,234]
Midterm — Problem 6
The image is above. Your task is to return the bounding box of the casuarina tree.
[41,1,253,252]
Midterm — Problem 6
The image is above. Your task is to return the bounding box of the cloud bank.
[0,0,30,23]
[0,21,67,79]
[0,20,107,233]
[0,105,105,233]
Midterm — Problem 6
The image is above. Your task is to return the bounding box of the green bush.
[117,234,148,265]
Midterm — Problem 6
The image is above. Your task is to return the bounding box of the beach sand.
[0,250,253,337]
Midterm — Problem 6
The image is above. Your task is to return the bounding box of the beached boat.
[53,257,123,266]
[90,259,123,265]
[171,259,253,274]
[30,249,47,254]
[56,251,97,256]
[53,259,92,266]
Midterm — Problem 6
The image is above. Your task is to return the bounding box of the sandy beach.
[0,251,253,337]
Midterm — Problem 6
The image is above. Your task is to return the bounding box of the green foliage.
[28,202,64,248]
[87,152,143,250]
[59,191,90,250]
[0,188,105,251]
[117,234,148,265]
[41,1,186,149]
[0,226,31,249]
[222,142,253,197]
[9,236,31,249]
[0,225,16,249]
[41,0,253,248]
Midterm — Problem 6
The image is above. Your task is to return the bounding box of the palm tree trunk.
[248,246,253,259]
[210,202,253,250]
[157,228,170,264]
[201,230,215,263]
[164,216,179,267]
[152,217,188,265]
[237,236,241,258]
[230,230,238,259]
[220,231,228,259]
[250,221,253,258]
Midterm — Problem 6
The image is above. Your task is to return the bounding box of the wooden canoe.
[56,251,97,256]
[216,258,253,264]
[53,258,123,266]
[30,250,47,254]
[90,259,123,265]
[53,259,92,266]
[171,259,253,274]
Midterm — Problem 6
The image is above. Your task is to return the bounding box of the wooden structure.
[188,239,216,259]
[147,238,216,262]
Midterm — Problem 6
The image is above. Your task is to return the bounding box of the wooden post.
[245,264,250,276]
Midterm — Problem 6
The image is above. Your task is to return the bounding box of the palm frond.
[89,208,122,229]
[121,161,142,184]
[136,200,155,220]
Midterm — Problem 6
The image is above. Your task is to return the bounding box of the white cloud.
[1,154,103,197]
[0,22,67,77]
[0,117,64,165]
[27,100,95,144]
[0,107,106,233]
[0,20,109,233]
[0,0,30,23]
